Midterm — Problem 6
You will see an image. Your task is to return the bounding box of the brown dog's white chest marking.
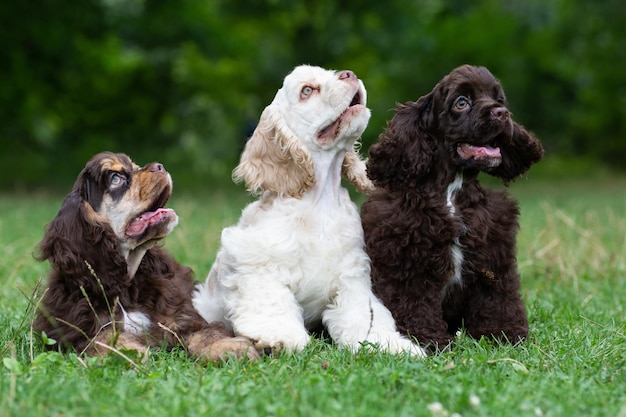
[444,173,464,296]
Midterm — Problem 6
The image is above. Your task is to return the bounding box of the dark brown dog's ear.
[367,93,439,190]
[489,122,544,184]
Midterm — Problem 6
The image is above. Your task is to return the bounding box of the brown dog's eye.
[300,86,314,100]
[109,172,127,189]
[454,96,471,111]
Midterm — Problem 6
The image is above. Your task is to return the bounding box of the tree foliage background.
[1,0,624,191]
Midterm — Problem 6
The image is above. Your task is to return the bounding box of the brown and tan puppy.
[34,152,259,362]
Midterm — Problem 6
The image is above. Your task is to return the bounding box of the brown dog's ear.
[74,151,127,212]
[35,192,115,272]
[232,105,315,198]
[342,147,375,194]
[489,123,544,184]
[366,93,439,190]
[77,163,105,211]
[36,158,118,270]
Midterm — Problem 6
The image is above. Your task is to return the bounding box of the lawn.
[0,177,624,417]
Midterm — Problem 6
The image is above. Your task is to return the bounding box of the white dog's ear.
[233,105,316,198]
[342,148,375,194]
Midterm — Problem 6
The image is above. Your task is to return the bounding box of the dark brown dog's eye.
[454,96,470,111]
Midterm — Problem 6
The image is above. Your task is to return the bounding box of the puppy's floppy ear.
[232,105,315,198]
[490,122,544,184]
[36,165,116,271]
[366,93,439,190]
[76,159,106,211]
[342,147,375,194]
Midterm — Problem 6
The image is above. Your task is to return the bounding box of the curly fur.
[193,65,423,357]
[232,66,375,197]
[361,65,544,351]
[33,152,258,362]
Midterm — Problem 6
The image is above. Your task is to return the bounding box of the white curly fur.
[193,65,424,357]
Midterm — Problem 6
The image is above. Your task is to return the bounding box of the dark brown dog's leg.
[404,318,455,353]
[395,294,456,352]
[463,282,529,344]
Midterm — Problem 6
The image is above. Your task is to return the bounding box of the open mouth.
[317,90,364,141]
[125,187,176,237]
[457,143,502,167]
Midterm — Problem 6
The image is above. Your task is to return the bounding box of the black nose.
[491,107,510,122]
[148,163,165,173]
[339,70,357,80]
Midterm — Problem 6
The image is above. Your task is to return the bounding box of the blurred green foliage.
[1,0,624,191]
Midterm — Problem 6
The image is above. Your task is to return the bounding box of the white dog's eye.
[300,86,314,100]
[454,96,471,111]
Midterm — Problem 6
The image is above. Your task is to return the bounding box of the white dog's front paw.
[364,333,427,358]
[385,336,427,358]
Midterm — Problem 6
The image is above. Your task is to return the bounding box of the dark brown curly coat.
[361,65,544,351]
[33,152,258,362]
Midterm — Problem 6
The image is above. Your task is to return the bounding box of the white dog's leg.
[193,282,231,329]
[192,260,231,330]
[364,296,427,357]
[223,269,310,355]
[194,261,310,354]
[322,281,426,358]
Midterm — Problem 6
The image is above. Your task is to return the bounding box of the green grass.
[1,178,625,417]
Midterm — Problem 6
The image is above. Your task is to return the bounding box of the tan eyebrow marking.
[100,157,133,174]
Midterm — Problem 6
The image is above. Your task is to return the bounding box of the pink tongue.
[126,208,175,236]
[459,144,501,159]
[478,145,501,157]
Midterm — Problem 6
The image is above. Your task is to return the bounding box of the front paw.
[200,336,260,362]
[469,326,528,345]
[385,337,427,358]
[90,331,151,362]
[364,333,427,358]
[249,328,310,355]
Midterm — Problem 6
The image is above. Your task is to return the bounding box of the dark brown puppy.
[33,152,259,362]
[361,65,544,351]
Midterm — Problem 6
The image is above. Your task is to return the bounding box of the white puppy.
[193,65,425,357]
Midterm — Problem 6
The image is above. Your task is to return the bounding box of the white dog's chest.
[223,195,367,323]
[235,195,362,254]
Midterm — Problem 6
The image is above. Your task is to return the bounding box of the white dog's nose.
[339,70,357,81]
